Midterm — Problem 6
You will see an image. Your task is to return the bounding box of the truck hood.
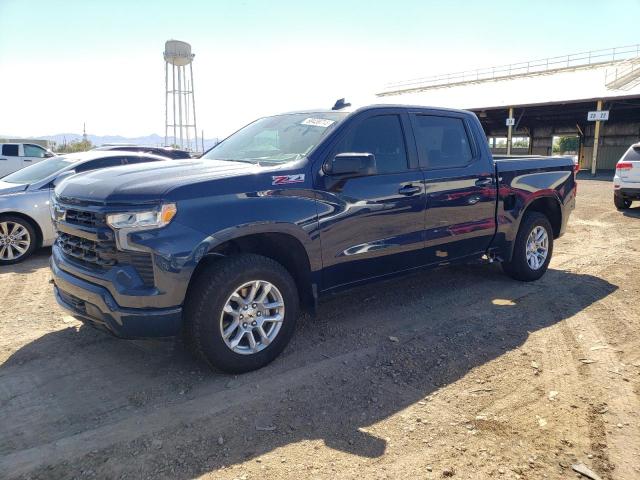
[54,159,260,205]
[0,181,29,195]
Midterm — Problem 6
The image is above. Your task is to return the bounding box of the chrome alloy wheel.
[0,221,31,262]
[525,225,549,270]
[219,280,285,355]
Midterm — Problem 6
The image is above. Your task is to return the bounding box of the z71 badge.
[272,174,305,185]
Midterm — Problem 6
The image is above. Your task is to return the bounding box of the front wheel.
[502,212,554,282]
[614,193,632,210]
[184,254,299,373]
[0,215,37,265]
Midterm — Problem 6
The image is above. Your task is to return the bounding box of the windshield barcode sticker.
[301,118,335,128]
[272,174,305,185]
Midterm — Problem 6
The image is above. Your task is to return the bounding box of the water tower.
[164,40,198,151]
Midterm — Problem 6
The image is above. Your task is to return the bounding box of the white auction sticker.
[301,118,335,128]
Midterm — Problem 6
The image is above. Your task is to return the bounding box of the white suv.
[0,143,56,177]
[613,142,640,210]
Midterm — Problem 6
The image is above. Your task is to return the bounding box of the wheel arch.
[188,229,316,312]
[0,211,43,248]
[521,195,562,239]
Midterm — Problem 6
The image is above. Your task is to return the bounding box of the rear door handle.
[398,184,421,196]
[475,177,493,187]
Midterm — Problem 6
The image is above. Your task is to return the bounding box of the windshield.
[202,112,347,164]
[2,157,74,184]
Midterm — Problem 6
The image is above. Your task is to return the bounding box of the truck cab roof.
[281,103,475,117]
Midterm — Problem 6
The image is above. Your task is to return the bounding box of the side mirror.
[44,152,56,158]
[325,153,376,177]
[53,170,76,187]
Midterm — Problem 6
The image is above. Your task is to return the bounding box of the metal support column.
[172,64,177,147]
[591,100,603,175]
[177,65,183,148]
[164,62,168,146]
[506,107,514,155]
[190,62,198,154]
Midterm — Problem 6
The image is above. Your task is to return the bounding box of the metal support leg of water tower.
[190,62,198,153]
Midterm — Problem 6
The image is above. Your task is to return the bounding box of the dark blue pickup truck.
[51,104,577,372]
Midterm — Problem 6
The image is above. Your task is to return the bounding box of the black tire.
[502,212,554,282]
[614,193,632,210]
[184,253,299,373]
[0,215,37,265]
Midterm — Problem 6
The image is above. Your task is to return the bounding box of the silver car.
[0,150,170,264]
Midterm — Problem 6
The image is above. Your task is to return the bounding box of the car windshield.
[202,112,347,164]
[2,157,74,184]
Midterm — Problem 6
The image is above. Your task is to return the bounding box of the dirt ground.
[1,175,639,480]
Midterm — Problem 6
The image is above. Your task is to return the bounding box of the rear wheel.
[184,254,299,373]
[614,193,632,210]
[502,212,553,282]
[0,216,37,265]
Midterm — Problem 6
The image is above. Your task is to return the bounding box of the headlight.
[50,197,65,222]
[106,203,177,230]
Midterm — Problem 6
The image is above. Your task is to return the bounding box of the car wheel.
[614,193,632,210]
[184,253,299,373]
[0,215,37,265]
[502,212,554,282]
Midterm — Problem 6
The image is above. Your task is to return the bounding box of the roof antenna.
[332,98,351,110]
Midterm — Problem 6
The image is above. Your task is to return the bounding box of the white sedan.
[0,151,169,264]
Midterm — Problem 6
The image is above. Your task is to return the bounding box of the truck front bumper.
[51,255,183,338]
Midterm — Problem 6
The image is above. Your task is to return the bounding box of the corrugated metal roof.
[375,62,640,111]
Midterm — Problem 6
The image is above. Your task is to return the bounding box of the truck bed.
[493,155,576,173]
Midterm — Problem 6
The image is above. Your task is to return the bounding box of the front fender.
[126,190,322,306]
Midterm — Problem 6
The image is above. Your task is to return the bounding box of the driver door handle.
[398,184,421,196]
[475,177,493,187]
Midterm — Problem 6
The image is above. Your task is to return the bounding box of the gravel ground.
[1,175,639,480]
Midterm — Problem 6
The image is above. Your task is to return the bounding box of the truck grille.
[55,202,155,288]
[57,233,116,267]
[64,209,105,228]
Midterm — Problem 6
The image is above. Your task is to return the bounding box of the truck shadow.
[0,247,50,274]
[0,264,618,478]
[575,171,613,181]
[621,205,640,218]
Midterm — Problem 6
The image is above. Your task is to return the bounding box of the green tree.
[559,136,579,153]
[56,139,93,153]
[553,136,579,154]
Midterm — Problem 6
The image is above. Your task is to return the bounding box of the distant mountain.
[3,133,220,152]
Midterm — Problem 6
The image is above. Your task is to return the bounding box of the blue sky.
[1,0,639,137]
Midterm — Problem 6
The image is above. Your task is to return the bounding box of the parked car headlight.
[50,198,66,222]
[106,203,177,230]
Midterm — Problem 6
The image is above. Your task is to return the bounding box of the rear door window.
[75,157,125,172]
[334,115,409,174]
[123,156,160,165]
[412,115,474,169]
[2,145,19,157]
